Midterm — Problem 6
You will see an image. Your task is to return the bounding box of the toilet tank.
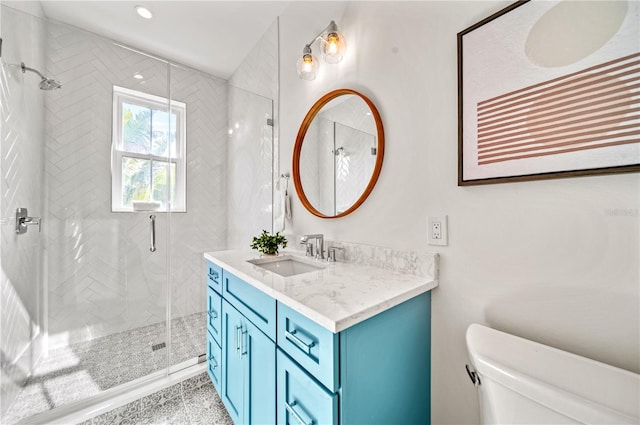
[466,324,640,424]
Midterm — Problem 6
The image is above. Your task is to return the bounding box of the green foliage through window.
[113,86,185,211]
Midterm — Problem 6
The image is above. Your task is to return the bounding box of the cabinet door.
[221,300,245,424]
[245,315,276,424]
[222,299,276,425]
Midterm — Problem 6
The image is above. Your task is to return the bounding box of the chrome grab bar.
[149,215,156,252]
[285,401,312,425]
[285,330,315,355]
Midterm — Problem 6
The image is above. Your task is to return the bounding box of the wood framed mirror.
[293,89,384,218]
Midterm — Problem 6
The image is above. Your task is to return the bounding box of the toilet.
[465,324,640,424]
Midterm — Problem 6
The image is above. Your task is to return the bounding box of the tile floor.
[3,312,207,424]
[78,372,232,425]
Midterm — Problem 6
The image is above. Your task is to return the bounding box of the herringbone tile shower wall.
[43,21,227,348]
[0,5,46,416]
[227,20,278,247]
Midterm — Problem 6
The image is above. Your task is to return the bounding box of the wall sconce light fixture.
[296,20,346,81]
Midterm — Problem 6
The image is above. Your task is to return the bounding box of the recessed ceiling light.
[133,74,144,79]
[135,6,153,19]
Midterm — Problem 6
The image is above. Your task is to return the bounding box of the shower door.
[0,7,173,423]
[165,63,231,372]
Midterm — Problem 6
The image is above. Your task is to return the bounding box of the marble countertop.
[204,250,438,333]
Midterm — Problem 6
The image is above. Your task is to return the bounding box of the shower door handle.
[149,215,156,252]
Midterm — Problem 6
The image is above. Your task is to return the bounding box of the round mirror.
[293,89,384,218]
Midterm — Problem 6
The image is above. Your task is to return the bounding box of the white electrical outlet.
[427,215,448,246]
[432,222,441,239]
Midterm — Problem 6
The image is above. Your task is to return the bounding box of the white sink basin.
[247,255,324,277]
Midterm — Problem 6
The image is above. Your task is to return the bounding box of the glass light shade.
[321,31,346,64]
[296,53,318,81]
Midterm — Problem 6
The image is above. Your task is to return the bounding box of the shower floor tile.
[2,312,206,424]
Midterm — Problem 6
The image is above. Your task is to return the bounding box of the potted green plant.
[250,230,288,256]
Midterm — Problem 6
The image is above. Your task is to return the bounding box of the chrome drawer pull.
[285,330,315,355]
[208,310,218,319]
[285,401,312,425]
[208,272,219,281]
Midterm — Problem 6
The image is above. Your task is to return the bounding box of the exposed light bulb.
[302,56,313,72]
[296,46,318,81]
[326,33,339,55]
[321,22,346,64]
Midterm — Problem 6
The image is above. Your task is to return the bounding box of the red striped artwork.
[476,52,640,166]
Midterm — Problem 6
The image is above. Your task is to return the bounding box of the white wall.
[278,2,639,423]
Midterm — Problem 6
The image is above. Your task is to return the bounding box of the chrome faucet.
[300,234,324,260]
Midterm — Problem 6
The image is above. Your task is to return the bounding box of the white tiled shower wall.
[228,20,279,247]
[43,20,228,346]
[0,4,46,416]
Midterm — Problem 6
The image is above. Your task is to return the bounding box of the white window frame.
[111,85,187,212]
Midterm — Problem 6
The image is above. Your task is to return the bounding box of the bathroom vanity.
[204,250,438,425]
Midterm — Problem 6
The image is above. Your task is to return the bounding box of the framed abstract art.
[458,0,639,185]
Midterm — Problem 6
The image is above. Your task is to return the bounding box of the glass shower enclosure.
[0,4,275,424]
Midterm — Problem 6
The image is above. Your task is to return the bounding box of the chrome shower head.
[39,78,62,91]
[21,62,62,90]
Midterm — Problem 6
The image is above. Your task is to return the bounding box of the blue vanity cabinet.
[277,291,432,425]
[205,258,432,425]
[205,264,276,425]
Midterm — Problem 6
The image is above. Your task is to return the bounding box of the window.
[112,86,186,212]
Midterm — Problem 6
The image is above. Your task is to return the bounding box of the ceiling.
[40,1,291,79]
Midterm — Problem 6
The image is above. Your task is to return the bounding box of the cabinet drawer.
[206,261,222,294]
[277,349,337,425]
[207,285,222,345]
[223,270,276,341]
[206,330,222,393]
[277,302,338,392]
